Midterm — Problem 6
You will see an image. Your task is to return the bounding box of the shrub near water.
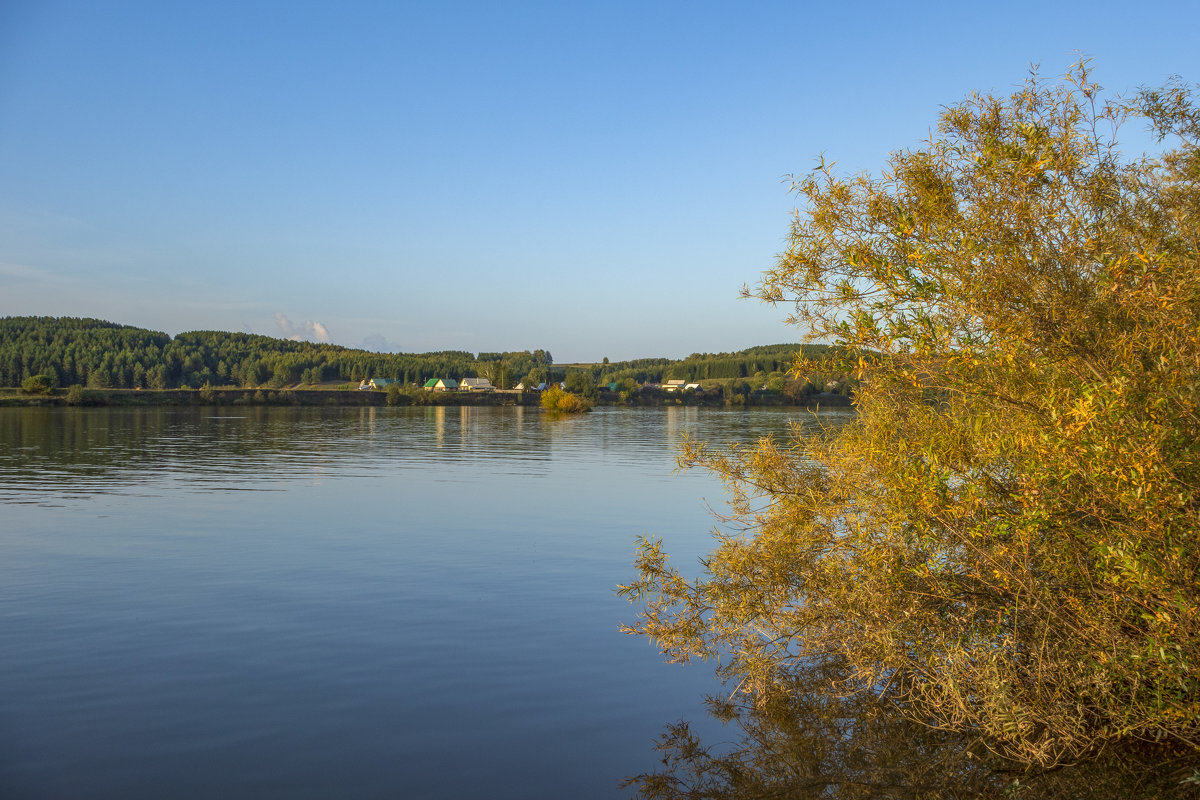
[21,374,54,394]
[540,385,591,413]
[621,64,1200,798]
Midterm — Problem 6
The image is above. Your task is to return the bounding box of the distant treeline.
[0,316,840,391]
[583,342,839,384]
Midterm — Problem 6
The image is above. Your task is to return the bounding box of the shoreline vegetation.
[619,66,1200,799]
[0,315,858,410]
[0,384,854,410]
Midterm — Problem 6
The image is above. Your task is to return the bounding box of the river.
[0,405,848,799]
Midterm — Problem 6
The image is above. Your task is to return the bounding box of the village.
[356,377,705,393]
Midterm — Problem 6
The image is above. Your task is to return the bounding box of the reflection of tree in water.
[626,657,1191,799]
[0,407,184,490]
[0,406,558,499]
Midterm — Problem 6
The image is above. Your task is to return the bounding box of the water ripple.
[0,405,848,504]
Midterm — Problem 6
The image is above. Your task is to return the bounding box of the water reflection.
[0,406,840,505]
[0,405,853,799]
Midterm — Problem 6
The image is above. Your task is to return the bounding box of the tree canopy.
[0,317,556,390]
[621,64,1200,798]
[0,316,844,397]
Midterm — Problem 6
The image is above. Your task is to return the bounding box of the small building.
[664,379,688,392]
[423,378,459,392]
[684,383,702,392]
[360,377,397,391]
[459,377,494,392]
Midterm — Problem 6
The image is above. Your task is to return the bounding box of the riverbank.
[0,387,854,410]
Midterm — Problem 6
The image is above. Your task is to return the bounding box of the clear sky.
[2,0,1197,362]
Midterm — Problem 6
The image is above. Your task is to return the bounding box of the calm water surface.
[0,405,846,799]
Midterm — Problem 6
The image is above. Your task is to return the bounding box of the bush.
[21,374,54,394]
[622,64,1200,795]
[540,385,591,414]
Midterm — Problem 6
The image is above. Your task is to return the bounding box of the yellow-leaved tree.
[621,64,1199,799]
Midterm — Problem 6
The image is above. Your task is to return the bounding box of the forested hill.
[0,316,833,390]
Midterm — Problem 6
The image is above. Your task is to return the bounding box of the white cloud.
[359,333,399,352]
[274,312,331,343]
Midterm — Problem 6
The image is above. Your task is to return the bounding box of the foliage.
[563,370,599,399]
[65,384,85,405]
[540,385,591,414]
[624,657,1195,799]
[0,317,557,391]
[385,383,402,406]
[21,374,54,394]
[621,64,1200,796]
[580,345,843,387]
[0,317,850,401]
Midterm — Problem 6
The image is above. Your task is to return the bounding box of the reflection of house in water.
[663,404,700,447]
[460,406,474,446]
[433,405,446,447]
[354,406,379,437]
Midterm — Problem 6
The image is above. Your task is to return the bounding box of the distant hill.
[0,316,543,389]
[0,316,834,390]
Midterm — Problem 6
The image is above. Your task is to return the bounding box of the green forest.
[0,315,841,394]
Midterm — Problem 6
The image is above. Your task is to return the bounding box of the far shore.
[0,386,854,410]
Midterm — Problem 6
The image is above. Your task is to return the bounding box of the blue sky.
[2,1,1198,362]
